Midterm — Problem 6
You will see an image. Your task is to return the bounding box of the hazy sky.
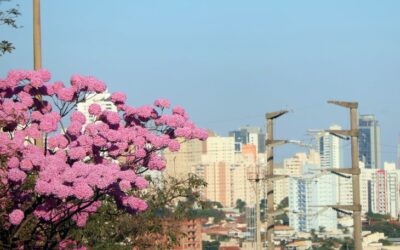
[1,0,399,163]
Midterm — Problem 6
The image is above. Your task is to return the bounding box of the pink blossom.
[55,150,68,161]
[53,183,72,199]
[67,121,82,136]
[147,155,166,170]
[30,111,43,121]
[39,112,60,133]
[175,127,192,138]
[8,168,27,182]
[20,159,33,171]
[135,149,146,158]
[157,114,186,127]
[154,98,170,109]
[93,136,107,147]
[168,140,180,152]
[72,212,89,227]
[111,92,126,104]
[77,135,93,148]
[103,111,120,125]
[7,157,19,168]
[136,105,154,119]
[48,135,69,149]
[38,69,51,82]
[57,87,76,102]
[42,83,55,95]
[118,170,136,182]
[172,105,186,116]
[25,124,42,139]
[122,196,148,212]
[9,209,24,225]
[134,176,148,189]
[73,183,94,199]
[192,128,208,140]
[103,129,120,142]
[71,111,86,125]
[119,180,131,192]
[88,103,101,116]
[0,69,209,240]
[52,81,65,92]
[18,92,34,107]
[68,147,86,160]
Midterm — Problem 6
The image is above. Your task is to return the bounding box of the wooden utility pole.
[326,101,362,250]
[33,0,42,70]
[265,110,288,250]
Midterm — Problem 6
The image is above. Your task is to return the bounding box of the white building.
[77,91,117,123]
[314,125,342,204]
[288,149,337,232]
[371,166,400,218]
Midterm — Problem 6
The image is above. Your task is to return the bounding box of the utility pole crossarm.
[327,100,358,109]
[264,175,289,181]
[265,139,289,147]
[266,110,288,120]
[326,129,358,137]
[324,168,360,175]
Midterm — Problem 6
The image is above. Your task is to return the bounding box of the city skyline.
[1,1,399,164]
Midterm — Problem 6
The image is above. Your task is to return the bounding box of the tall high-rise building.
[164,139,205,179]
[397,134,400,169]
[334,161,373,215]
[201,135,235,165]
[359,115,381,169]
[271,153,307,209]
[190,133,257,207]
[316,125,342,169]
[313,125,342,204]
[289,152,337,232]
[228,126,266,154]
[371,168,400,218]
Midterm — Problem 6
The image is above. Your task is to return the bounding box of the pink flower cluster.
[59,239,87,250]
[0,69,208,241]
[9,209,24,225]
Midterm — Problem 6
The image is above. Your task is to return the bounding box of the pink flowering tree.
[0,69,207,249]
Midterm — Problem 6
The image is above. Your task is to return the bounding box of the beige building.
[165,132,261,208]
[231,154,256,206]
[201,162,232,207]
[284,152,308,177]
[274,167,288,208]
[164,139,204,179]
[201,135,235,165]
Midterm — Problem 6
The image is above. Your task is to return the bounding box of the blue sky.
[1,0,399,163]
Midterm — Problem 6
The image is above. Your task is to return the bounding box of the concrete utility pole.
[247,164,264,250]
[255,167,262,250]
[33,0,42,70]
[266,110,288,250]
[326,100,362,250]
[33,0,44,148]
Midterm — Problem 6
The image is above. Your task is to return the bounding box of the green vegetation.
[364,212,400,237]
[202,240,220,250]
[275,197,289,225]
[235,199,246,213]
[0,0,21,55]
[70,174,207,249]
